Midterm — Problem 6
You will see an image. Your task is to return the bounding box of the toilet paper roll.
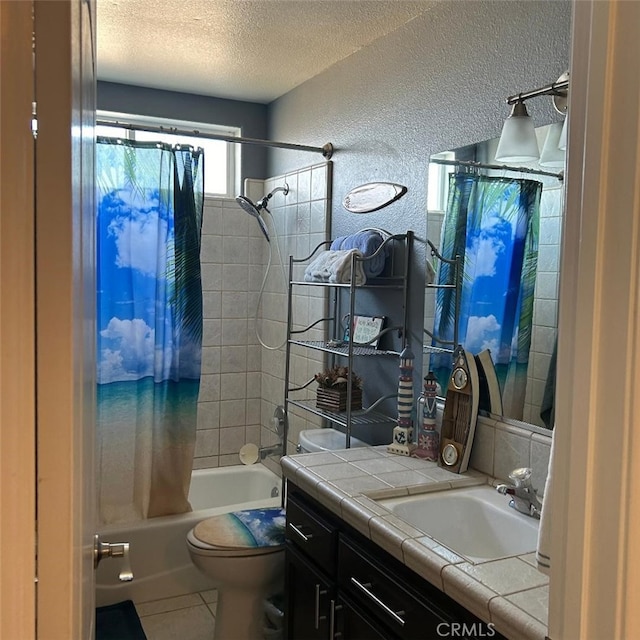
[239,443,259,465]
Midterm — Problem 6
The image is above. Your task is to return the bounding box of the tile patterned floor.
[136,590,217,640]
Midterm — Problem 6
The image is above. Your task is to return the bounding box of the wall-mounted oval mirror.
[423,124,564,431]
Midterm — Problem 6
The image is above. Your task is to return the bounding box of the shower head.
[235,183,289,242]
[235,195,271,242]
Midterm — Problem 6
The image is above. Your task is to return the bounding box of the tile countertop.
[280,446,549,640]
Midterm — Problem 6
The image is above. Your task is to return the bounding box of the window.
[427,151,455,212]
[96,111,240,198]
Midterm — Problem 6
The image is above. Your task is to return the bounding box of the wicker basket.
[316,386,362,412]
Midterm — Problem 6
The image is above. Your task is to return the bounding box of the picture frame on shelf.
[343,314,386,348]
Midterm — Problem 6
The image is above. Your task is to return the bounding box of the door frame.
[0,2,37,638]
[551,0,640,637]
[34,0,97,638]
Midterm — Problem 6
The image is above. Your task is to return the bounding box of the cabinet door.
[284,542,334,640]
[334,595,396,640]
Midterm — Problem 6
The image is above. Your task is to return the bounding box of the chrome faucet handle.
[498,468,542,519]
[508,467,533,488]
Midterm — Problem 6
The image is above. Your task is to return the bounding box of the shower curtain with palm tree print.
[430,173,541,420]
[96,139,204,524]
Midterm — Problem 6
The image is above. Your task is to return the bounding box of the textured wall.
[267,0,572,422]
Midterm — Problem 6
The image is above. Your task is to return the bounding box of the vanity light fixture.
[558,115,568,151]
[539,121,566,168]
[496,71,569,164]
[495,99,540,162]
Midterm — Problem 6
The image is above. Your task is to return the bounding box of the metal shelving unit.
[283,231,413,450]
[423,238,462,357]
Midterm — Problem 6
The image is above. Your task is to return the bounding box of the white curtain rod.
[96,119,334,159]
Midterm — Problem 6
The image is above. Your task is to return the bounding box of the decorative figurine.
[387,345,417,456]
[414,372,440,461]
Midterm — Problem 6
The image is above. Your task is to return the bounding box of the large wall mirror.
[423,124,564,431]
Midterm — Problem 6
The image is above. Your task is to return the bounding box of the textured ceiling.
[96,0,435,103]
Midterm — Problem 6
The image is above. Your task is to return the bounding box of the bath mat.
[96,599,146,640]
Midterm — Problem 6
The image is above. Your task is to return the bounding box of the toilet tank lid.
[192,507,285,549]
[299,428,367,452]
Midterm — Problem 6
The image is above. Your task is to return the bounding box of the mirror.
[423,124,563,430]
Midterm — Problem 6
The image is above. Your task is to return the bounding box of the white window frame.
[427,151,455,214]
[96,110,240,198]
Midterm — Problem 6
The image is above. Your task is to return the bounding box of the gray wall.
[97,81,269,182]
[267,0,572,416]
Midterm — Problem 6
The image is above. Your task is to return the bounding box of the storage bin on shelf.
[315,386,362,412]
[314,365,363,412]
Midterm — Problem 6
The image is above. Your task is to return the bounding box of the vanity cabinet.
[283,231,413,448]
[284,483,504,640]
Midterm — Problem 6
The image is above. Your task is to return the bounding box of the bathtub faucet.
[259,443,283,460]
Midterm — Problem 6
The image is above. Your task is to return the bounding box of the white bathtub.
[96,464,282,606]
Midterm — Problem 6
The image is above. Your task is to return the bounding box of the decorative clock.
[438,346,480,473]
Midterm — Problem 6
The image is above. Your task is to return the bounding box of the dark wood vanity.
[284,481,505,640]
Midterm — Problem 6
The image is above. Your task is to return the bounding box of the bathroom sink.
[377,484,539,562]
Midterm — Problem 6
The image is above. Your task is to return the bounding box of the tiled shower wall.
[523,184,562,428]
[194,161,332,472]
[257,162,332,475]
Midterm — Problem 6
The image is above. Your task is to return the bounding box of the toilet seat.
[187,507,286,558]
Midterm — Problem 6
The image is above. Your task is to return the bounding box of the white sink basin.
[377,484,539,562]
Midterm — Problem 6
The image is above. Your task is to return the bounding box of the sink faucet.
[496,467,542,519]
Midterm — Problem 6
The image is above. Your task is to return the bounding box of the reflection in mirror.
[424,125,563,430]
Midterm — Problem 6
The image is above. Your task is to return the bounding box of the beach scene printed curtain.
[96,139,204,524]
[431,172,541,419]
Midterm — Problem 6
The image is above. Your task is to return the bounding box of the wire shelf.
[287,398,396,428]
[289,339,400,357]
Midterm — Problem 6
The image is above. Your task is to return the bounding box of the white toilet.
[298,427,367,453]
[186,507,286,640]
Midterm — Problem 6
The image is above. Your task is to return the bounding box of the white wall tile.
[219,399,246,427]
[200,346,220,375]
[219,426,246,454]
[220,345,247,373]
[220,373,247,401]
[195,428,220,457]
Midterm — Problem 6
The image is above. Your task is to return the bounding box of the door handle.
[329,599,343,639]
[314,583,327,629]
[93,534,133,582]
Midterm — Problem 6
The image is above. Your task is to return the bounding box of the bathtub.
[96,464,282,606]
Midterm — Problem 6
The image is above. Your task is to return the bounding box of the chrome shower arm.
[257,183,289,210]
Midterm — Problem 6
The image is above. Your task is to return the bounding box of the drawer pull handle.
[314,584,327,629]
[350,577,405,627]
[289,522,313,542]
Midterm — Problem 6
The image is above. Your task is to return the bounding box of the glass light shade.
[495,101,540,162]
[539,122,566,168]
[558,115,568,151]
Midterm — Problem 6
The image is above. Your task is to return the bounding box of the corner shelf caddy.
[284,230,414,450]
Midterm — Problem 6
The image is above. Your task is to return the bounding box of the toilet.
[186,507,286,640]
[298,427,367,453]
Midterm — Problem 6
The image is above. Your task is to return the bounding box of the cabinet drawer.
[338,534,495,640]
[286,492,338,575]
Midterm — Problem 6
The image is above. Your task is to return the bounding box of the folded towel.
[304,249,366,285]
[330,230,388,278]
[536,431,555,575]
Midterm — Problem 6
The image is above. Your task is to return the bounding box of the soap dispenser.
[414,371,439,461]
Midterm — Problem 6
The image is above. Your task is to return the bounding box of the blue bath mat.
[96,600,146,640]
